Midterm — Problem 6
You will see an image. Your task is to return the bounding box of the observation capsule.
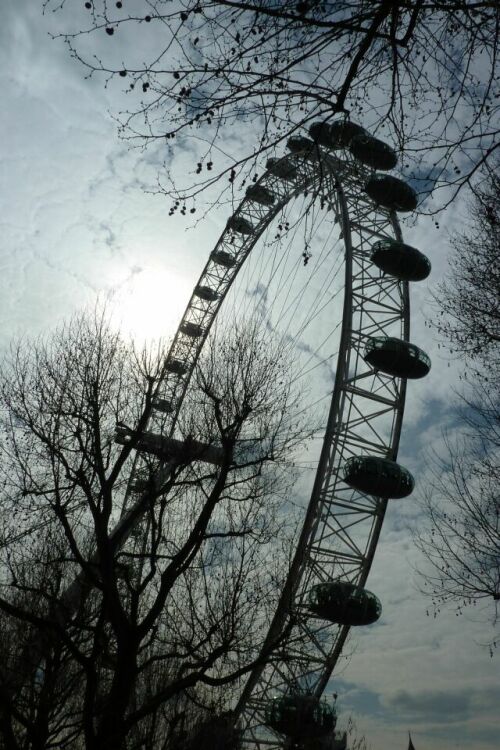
[266,157,298,181]
[114,423,132,446]
[308,120,331,147]
[287,135,317,156]
[309,120,366,150]
[152,397,174,414]
[370,239,431,281]
[211,249,236,268]
[308,580,382,626]
[365,174,418,212]
[364,336,431,379]
[227,215,255,235]
[194,284,219,302]
[245,184,276,205]
[180,322,204,338]
[349,134,397,171]
[343,455,415,499]
[265,695,336,739]
[165,358,188,376]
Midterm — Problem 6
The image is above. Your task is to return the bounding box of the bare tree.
[415,166,500,650]
[414,417,500,648]
[44,0,499,212]
[430,165,500,383]
[0,531,85,750]
[0,311,307,749]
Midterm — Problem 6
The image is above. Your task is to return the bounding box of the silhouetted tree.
[414,414,500,648]
[415,168,500,649]
[45,0,499,212]
[0,311,307,748]
[431,166,500,383]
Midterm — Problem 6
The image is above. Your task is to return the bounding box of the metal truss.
[236,174,408,750]
[9,138,410,736]
[6,118,417,746]
[118,142,410,748]
[217,153,409,750]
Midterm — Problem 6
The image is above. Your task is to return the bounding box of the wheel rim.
[125,140,412,746]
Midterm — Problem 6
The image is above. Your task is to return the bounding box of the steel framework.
[121,142,411,747]
[7,135,415,745]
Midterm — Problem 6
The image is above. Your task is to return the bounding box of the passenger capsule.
[266,157,298,181]
[365,174,418,212]
[114,424,132,446]
[308,580,382,625]
[226,215,255,235]
[245,184,276,205]
[343,455,415,498]
[364,336,431,379]
[194,285,219,302]
[349,134,397,171]
[210,249,236,268]
[309,120,366,150]
[166,358,188,376]
[370,239,431,281]
[180,321,204,338]
[308,120,332,147]
[287,135,317,156]
[265,695,336,739]
[152,397,174,414]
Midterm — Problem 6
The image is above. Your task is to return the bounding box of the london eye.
[116,118,432,749]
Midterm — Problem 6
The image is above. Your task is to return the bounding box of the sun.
[110,264,193,344]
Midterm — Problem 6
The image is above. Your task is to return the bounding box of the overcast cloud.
[1,2,498,749]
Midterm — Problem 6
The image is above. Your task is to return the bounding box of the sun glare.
[110,265,193,344]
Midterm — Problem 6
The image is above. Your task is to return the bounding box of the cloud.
[408,166,444,202]
[387,688,469,721]
[332,680,385,718]
[385,684,500,724]
[1,4,497,750]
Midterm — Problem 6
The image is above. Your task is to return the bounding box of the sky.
[1,2,498,749]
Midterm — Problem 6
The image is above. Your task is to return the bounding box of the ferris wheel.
[117,118,432,749]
